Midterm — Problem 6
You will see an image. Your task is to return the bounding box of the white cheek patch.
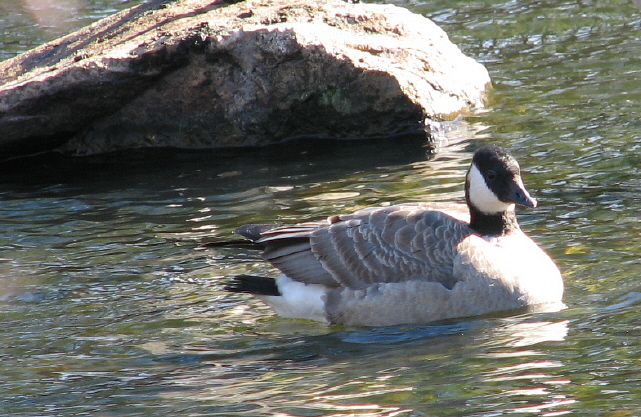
[467,164,514,214]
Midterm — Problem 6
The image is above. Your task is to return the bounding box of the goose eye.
[486,170,496,180]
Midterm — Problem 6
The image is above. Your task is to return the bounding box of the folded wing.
[236,203,473,291]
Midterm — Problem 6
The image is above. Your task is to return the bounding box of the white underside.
[257,275,329,323]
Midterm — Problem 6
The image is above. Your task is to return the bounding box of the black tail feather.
[225,274,281,296]
[234,224,281,242]
[199,239,259,249]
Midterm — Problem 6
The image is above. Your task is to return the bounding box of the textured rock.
[0,0,491,156]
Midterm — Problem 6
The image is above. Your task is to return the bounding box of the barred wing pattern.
[251,203,473,291]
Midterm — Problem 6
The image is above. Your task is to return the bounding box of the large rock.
[0,0,491,156]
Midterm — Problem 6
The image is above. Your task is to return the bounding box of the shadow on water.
[0,133,439,188]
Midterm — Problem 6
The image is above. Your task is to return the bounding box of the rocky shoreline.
[0,0,491,157]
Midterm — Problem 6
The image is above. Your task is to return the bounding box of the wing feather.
[311,204,472,289]
[240,203,473,290]
[247,223,336,286]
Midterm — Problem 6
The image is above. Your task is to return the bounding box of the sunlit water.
[2,0,641,416]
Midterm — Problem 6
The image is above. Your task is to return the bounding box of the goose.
[226,145,564,326]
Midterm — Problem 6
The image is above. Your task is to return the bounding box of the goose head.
[465,145,537,235]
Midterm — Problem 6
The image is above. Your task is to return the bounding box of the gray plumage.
[229,146,564,326]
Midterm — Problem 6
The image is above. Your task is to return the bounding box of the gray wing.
[237,203,473,290]
[236,221,337,286]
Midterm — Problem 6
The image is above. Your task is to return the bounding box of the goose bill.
[508,179,537,208]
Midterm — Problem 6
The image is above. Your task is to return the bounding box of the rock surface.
[0,0,491,156]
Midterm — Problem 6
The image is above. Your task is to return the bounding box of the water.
[2,0,641,415]
[0,0,140,61]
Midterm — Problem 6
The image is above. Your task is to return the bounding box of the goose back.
[242,203,475,291]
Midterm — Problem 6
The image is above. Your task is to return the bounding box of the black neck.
[468,205,520,236]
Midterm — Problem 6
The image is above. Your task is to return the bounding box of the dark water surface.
[2,0,641,416]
